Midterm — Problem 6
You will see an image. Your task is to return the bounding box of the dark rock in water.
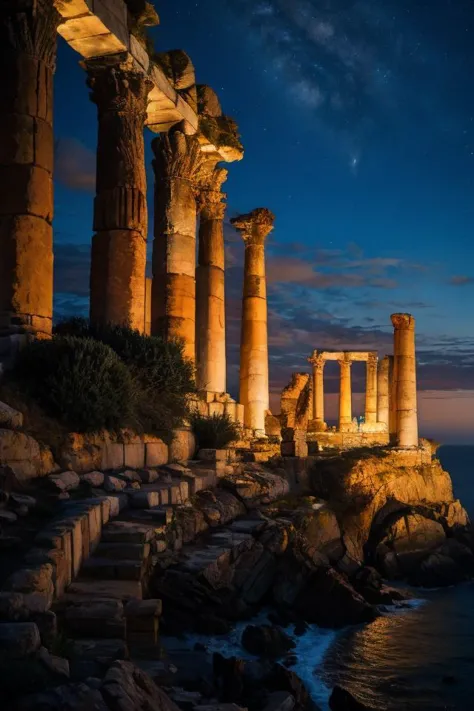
[263,690,296,711]
[351,566,410,605]
[213,653,246,703]
[329,685,376,710]
[241,624,295,659]
[293,621,308,636]
[293,567,377,629]
[267,664,321,711]
[13,682,108,710]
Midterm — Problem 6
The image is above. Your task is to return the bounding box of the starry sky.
[53,0,474,443]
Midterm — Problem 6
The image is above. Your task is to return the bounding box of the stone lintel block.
[124,442,145,469]
[67,30,128,59]
[130,33,150,72]
[101,442,124,470]
[145,441,168,467]
[55,0,93,19]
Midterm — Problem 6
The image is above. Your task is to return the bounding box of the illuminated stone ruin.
[301,313,419,450]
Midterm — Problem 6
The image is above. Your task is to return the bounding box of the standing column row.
[377,355,393,430]
[338,357,353,429]
[231,209,274,435]
[88,63,152,333]
[0,0,60,341]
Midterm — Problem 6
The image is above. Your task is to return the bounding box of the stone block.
[55,0,93,19]
[124,442,145,469]
[236,404,245,426]
[0,623,41,660]
[169,428,196,462]
[130,491,160,509]
[0,165,53,219]
[138,468,160,484]
[103,494,127,517]
[5,564,54,613]
[67,29,128,58]
[87,504,103,553]
[145,441,168,467]
[198,449,228,462]
[102,443,124,470]
[130,33,150,72]
[104,474,127,492]
[24,548,68,600]
[0,401,23,428]
[208,401,225,417]
[81,471,104,487]
[48,471,80,492]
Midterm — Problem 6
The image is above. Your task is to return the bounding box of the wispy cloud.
[56,138,96,192]
[449,275,474,286]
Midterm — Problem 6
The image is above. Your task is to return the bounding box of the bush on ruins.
[191,412,240,449]
[5,320,196,435]
[9,336,135,433]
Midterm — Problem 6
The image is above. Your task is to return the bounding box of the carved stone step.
[101,521,154,544]
[63,578,142,602]
[95,542,150,561]
[81,557,145,581]
[63,600,126,639]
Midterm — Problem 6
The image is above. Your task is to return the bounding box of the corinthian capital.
[231,207,275,245]
[367,352,378,367]
[0,0,60,67]
[198,164,228,220]
[152,128,204,184]
[308,352,325,372]
[391,313,415,330]
[86,63,152,117]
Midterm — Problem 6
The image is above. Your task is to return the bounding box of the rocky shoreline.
[0,441,472,710]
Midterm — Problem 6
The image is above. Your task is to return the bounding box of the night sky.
[53,0,474,443]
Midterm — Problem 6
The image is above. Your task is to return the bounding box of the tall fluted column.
[365,353,378,424]
[87,63,151,332]
[308,353,326,429]
[231,209,275,434]
[338,358,352,429]
[377,355,392,430]
[0,0,60,341]
[196,165,228,393]
[151,129,203,362]
[391,313,418,447]
[389,329,400,437]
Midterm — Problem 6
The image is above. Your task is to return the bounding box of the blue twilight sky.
[52,0,474,443]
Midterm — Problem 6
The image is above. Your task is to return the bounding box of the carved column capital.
[308,354,326,373]
[86,63,153,118]
[152,128,204,186]
[0,0,60,68]
[338,358,352,370]
[367,352,378,367]
[391,312,415,330]
[231,207,275,245]
[198,165,228,220]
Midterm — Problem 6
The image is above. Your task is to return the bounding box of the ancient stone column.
[0,0,60,342]
[338,358,352,429]
[391,313,418,447]
[377,355,392,430]
[151,129,203,362]
[87,62,151,332]
[389,330,399,437]
[231,209,275,435]
[196,164,228,393]
[308,353,326,429]
[365,353,378,424]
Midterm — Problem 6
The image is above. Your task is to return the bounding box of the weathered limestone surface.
[364,353,378,424]
[338,357,352,430]
[308,354,326,430]
[152,129,203,362]
[88,61,151,331]
[391,313,418,447]
[231,208,275,434]
[0,0,60,340]
[309,445,458,562]
[377,355,392,429]
[196,164,228,393]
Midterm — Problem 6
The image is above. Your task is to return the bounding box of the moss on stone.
[199,114,243,152]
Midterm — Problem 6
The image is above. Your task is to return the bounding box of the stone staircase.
[47,463,291,679]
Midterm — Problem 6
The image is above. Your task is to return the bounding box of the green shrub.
[9,336,136,433]
[52,320,195,433]
[191,412,240,449]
